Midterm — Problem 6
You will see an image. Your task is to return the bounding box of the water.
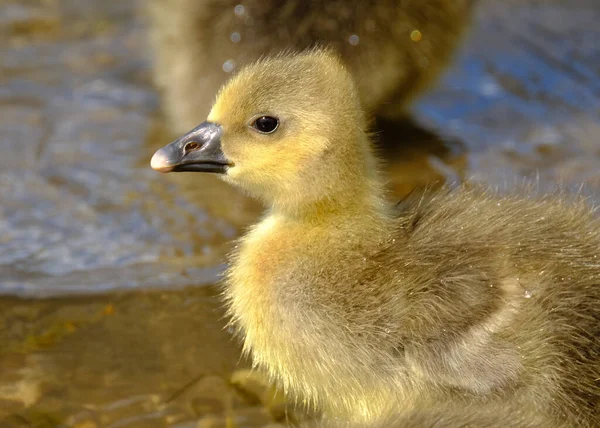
[0,0,598,426]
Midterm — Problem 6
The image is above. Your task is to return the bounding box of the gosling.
[146,0,474,132]
[151,50,600,426]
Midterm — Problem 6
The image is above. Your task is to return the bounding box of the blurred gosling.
[146,0,474,132]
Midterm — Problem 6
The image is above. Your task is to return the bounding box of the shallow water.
[0,0,599,426]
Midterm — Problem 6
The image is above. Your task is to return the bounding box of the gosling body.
[151,50,600,426]
[146,0,474,132]
[228,188,599,426]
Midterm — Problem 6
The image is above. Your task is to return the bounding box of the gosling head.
[151,49,380,213]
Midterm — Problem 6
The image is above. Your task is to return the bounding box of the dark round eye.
[253,116,279,134]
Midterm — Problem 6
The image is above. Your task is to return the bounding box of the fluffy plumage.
[146,0,474,132]
[324,401,571,427]
[153,50,600,426]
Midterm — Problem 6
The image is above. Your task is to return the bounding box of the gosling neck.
[270,138,392,227]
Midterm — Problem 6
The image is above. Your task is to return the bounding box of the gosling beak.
[150,121,231,173]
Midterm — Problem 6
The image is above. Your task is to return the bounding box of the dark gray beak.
[150,121,231,174]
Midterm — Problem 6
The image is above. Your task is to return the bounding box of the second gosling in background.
[146,0,474,132]
[151,50,600,426]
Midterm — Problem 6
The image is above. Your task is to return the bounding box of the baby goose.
[151,50,600,426]
[146,0,474,132]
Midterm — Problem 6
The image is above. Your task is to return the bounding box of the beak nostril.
[184,141,200,154]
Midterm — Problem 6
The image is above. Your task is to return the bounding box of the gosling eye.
[252,116,279,134]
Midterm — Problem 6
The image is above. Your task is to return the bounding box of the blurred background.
[0,0,599,426]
